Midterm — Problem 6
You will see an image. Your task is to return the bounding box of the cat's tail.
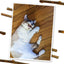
[37,35,42,45]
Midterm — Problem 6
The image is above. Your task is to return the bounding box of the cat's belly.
[11,39,37,59]
[12,28,30,43]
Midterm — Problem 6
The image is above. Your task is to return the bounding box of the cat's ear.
[34,20,36,24]
[24,14,28,21]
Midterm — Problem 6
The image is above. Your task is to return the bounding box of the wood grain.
[11,4,54,60]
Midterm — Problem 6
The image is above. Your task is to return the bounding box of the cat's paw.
[39,49,45,56]
[35,26,40,33]
[37,36,42,45]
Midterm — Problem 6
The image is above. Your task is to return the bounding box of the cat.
[11,14,45,59]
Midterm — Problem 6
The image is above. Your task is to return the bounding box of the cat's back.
[12,26,23,42]
[12,26,29,43]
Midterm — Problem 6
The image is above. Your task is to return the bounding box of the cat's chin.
[26,28,32,31]
[22,24,32,31]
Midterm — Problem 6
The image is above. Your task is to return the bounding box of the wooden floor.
[11,3,54,60]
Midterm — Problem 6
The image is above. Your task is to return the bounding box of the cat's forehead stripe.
[27,20,34,25]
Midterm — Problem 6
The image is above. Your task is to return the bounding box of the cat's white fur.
[11,15,45,59]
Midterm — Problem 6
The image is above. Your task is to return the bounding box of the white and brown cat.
[11,15,45,59]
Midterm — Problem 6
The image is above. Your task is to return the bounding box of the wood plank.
[11,4,54,60]
[13,5,34,16]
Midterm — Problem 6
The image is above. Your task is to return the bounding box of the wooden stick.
[1,13,12,18]
[7,7,13,11]
[0,59,27,64]
[58,30,64,33]
[52,48,57,52]
[52,55,59,59]
[0,31,6,35]
[40,0,64,5]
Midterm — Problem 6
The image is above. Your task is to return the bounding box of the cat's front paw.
[35,26,40,33]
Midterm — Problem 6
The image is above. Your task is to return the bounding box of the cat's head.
[22,14,36,30]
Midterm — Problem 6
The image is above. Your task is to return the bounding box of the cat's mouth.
[28,24,32,28]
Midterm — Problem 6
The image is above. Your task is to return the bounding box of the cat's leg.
[33,49,45,59]
[29,26,40,40]
[37,36,42,45]
[31,36,42,50]
[36,36,45,56]
[19,53,39,59]
[31,44,38,50]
